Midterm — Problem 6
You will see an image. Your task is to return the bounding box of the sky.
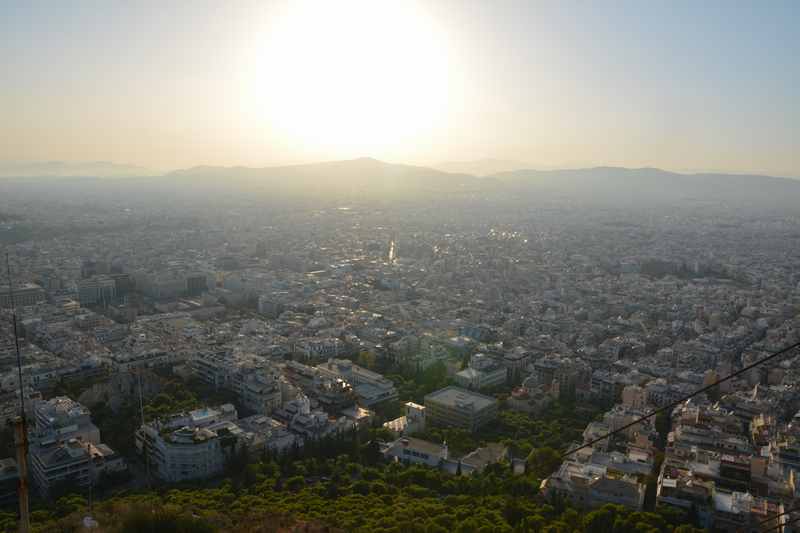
[1,0,798,176]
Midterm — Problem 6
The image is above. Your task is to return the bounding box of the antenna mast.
[5,253,30,533]
[137,370,151,488]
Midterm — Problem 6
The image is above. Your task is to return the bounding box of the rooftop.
[424,386,498,411]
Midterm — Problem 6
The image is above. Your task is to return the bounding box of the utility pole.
[82,442,98,529]
[137,369,151,488]
[6,253,30,533]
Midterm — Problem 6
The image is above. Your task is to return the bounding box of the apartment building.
[424,386,498,433]
[541,453,647,511]
[454,353,507,390]
[32,396,100,444]
[297,338,344,361]
[383,401,426,436]
[28,396,124,497]
[315,358,398,406]
[193,352,283,414]
[135,404,238,483]
[0,283,46,308]
[383,437,448,467]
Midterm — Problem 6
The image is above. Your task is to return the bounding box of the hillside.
[2,158,799,210]
[0,160,154,178]
[167,157,482,199]
[433,158,531,176]
[490,166,800,209]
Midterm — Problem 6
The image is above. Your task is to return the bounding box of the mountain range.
[432,158,531,176]
[168,157,478,195]
[0,160,155,178]
[2,157,799,209]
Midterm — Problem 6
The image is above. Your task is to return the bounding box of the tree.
[583,506,618,533]
[285,475,305,492]
[119,508,216,533]
[526,447,562,479]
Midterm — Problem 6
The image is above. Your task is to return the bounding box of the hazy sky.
[2,0,798,175]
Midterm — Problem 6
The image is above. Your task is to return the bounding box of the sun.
[246,0,452,156]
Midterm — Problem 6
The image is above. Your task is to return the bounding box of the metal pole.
[7,252,30,533]
[13,418,30,533]
[5,255,25,421]
[137,370,151,488]
[87,442,93,516]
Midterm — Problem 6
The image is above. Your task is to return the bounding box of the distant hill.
[167,157,484,199]
[2,158,799,210]
[490,166,800,209]
[433,158,531,176]
[0,160,154,178]
[165,159,800,208]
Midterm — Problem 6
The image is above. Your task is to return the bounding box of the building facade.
[424,386,498,433]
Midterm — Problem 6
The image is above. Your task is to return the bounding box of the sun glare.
[248,0,451,156]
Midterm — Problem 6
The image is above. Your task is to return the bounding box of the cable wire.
[758,507,796,527]
[561,341,800,459]
[761,513,800,533]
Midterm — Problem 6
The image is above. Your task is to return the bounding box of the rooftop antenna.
[5,253,30,533]
[137,369,151,488]
[82,442,98,530]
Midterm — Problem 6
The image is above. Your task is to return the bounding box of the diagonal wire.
[561,341,800,459]
[758,507,796,527]
[761,513,800,533]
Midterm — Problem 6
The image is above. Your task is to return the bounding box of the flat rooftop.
[424,386,498,411]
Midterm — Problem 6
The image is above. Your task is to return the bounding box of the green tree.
[526,447,562,479]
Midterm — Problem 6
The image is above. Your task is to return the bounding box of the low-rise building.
[454,353,507,390]
[541,456,647,511]
[32,396,100,445]
[193,352,283,414]
[315,358,398,406]
[29,436,125,497]
[424,386,498,433]
[457,443,509,474]
[298,338,344,361]
[235,415,297,453]
[135,404,238,483]
[382,437,448,468]
[383,401,426,436]
[29,438,92,497]
[0,284,46,308]
[272,394,352,442]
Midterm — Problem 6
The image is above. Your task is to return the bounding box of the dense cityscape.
[3,0,798,531]
[1,180,800,531]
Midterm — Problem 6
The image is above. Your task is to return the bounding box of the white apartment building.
[383,437,449,468]
[29,396,124,497]
[236,415,297,453]
[315,358,398,406]
[29,438,92,497]
[384,401,426,436]
[298,338,344,361]
[193,352,283,414]
[454,353,507,390]
[135,404,238,483]
[32,396,100,444]
[541,459,646,511]
[541,448,651,511]
[273,394,352,441]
